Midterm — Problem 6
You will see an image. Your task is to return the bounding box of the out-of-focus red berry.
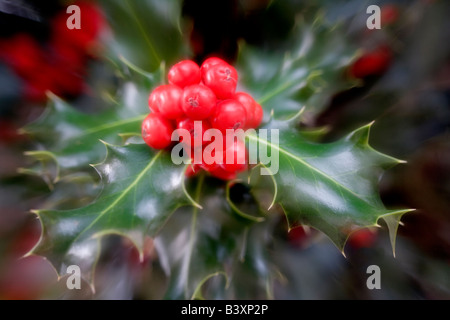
[350,46,392,79]
[347,228,378,249]
[0,34,43,78]
[381,4,399,27]
[51,1,105,53]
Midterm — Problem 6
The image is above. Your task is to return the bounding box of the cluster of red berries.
[142,57,263,180]
[0,1,105,102]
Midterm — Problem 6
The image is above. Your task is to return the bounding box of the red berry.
[209,166,237,181]
[211,100,247,132]
[148,85,184,119]
[142,113,174,149]
[234,92,263,129]
[288,226,309,246]
[200,57,228,78]
[381,5,399,27]
[221,139,247,173]
[185,164,201,178]
[168,60,201,88]
[1,34,43,77]
[202,63,238,99]
[51,1,105,52]
[200,140,224,172]
[182,85,217,120]
[252,103,263,128]
[176,118,211,147]
[348,228,378,249]
[148,86,162,112]
[350,46,392,79]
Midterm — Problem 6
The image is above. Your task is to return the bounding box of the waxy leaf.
[30,143,197,285]
[248,118,413,252]
[238,16,357,122]
[99,0,187,71]
[156,176,275,300]
[23,62,162,182]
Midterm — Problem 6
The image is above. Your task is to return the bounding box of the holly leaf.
[156,176,275,300]
[29,143,198,286]
[22,61,162,182]
[238,15,357,122]
[99,0,188,72]
[247,118,413,252]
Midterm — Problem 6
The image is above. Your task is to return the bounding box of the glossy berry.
[148,85,184,119]
[142,113,174,149]
[148,86,162,112]
[202,63,238,99]
[252,103,264,128]
[176,118,211,147]
[200,57,228,78]
[234,92,263,129]
[221,139,247,173]
[211,100,247,132]
[143,57,264,181]
[168,60,201,88]
[182,84,217,120]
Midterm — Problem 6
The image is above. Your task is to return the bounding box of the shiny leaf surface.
[31,143,195,284]
[248,119,413,251]
[238,16,357,122]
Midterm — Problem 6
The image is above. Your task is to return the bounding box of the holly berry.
[176,118,211,147]
[209,166,238,181]
[234,92,263,129]
[199,146,222,172]
[347,228,378,249]
[142,113,174,149]
[1,34,44,78]
[381,5,399,27]
[51,1,105,52]
[350,46,392,79]
[182,84,217,120]
[185,164,201,178]
[202,63,238,99]
[211,99,247,132]
[221,139,247,173]
[200,57,228,78]
[168,60,202,88]
[142,58,263,180]
[148,85,184,119]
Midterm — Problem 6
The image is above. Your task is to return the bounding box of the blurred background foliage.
[0,0,449,299]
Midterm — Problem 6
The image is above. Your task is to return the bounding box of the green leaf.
[29,143,197,285]
[238,15,357,122]
[22,61,163,181]
[156,176,275,300]
[247,119,413,252]
[99,0,188,71]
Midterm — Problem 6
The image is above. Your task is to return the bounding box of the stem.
[184,173,205,295]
